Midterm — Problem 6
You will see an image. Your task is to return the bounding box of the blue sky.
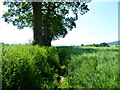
[52,1,118,45]
[0,0,119,46]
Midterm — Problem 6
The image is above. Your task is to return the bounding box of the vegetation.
[2,1,90,46]
[1,44,119,88]
[57,46,119,88]
[2,45,61,88]
[85,42,110,47]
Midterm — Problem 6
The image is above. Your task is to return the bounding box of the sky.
[0,0,119,46]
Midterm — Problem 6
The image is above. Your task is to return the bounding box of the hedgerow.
[2,45,60,88]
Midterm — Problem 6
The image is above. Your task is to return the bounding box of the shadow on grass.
[56,46,96,65]
[56,46,118,66]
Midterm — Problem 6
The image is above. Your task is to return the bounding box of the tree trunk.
[43,8,51,46]
[32,2,43,46]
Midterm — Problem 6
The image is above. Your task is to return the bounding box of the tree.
[81,44,84,46]
[32,2,43,46]
[2,1,91,46]
[99,42,109,47]
[92,44,99,47]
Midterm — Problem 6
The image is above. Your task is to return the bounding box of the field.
[1,44,120,88]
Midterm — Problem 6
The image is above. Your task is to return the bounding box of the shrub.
[2,45,60,88]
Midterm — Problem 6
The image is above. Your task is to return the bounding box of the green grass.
[1,44,120,88]
[2,44,60,88]
[57,46,119,88]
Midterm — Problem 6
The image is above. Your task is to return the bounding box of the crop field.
[57,46,120,88]
[1,44,120,88]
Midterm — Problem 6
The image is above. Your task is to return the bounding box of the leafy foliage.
[2,2,90,44]
[3,2,33,29]
[2,45,119,88]
[2,45,60,88]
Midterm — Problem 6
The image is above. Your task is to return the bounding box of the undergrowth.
[1,45,119,88]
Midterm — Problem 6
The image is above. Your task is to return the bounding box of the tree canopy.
[2,1,91,46]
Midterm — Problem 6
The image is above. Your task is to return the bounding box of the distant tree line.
[81,42,110,47]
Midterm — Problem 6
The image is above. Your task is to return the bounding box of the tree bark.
[32,2,43,46]
[43,7,51,46]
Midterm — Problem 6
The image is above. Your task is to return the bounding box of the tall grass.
[57,46,119,88]
[2,45,120,88]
